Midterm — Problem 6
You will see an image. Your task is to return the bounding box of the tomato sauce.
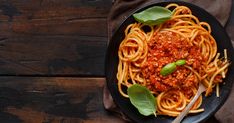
[141,31,203,92]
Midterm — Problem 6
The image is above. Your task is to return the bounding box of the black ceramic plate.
[105,1,234,123]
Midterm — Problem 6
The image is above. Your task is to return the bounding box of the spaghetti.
[117,3,230,117]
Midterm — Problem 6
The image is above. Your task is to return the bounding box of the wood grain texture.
[0,0,111,76]
[0,77,125,123]
[0,36,107,76]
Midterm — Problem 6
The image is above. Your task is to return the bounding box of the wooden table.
[0,1,233,123]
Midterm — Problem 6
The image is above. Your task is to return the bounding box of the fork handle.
[172,90,203,123]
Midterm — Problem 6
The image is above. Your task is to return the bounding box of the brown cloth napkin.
[104,0,232,122]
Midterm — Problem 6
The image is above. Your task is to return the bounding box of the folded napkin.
[104,0,232,122]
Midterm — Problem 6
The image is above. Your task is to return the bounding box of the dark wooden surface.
[0,0,110,76]
[0,77,124,123]
[0,0,233,123]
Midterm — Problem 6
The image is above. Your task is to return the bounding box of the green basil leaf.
[133,6,172,25]
[175,59,186,66]
[127,84,156,116]
[160,62,176,76]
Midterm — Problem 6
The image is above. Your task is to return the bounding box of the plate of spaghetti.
[105,1,234,123]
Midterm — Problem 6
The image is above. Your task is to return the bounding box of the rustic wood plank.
[0,35,107,76]
[0,0,111,21]
[0,77,125,123]
[0,0,110,37]
[0,18,108,36]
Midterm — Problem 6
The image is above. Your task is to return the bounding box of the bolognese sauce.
[141,31,204,92]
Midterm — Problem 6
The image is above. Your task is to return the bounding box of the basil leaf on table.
[127,84,157,117]
[133,6,172,25]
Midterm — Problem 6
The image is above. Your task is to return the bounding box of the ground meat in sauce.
[141,31,203,92]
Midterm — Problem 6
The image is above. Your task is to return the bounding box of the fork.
[172,83,206,123]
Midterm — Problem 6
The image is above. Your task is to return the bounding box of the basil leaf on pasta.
[175,59,186,66]
[133,6,172,25]
[160,62,177,76]
[127,84,157,117]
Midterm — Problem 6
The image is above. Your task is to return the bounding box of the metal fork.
[172,83,206,123]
